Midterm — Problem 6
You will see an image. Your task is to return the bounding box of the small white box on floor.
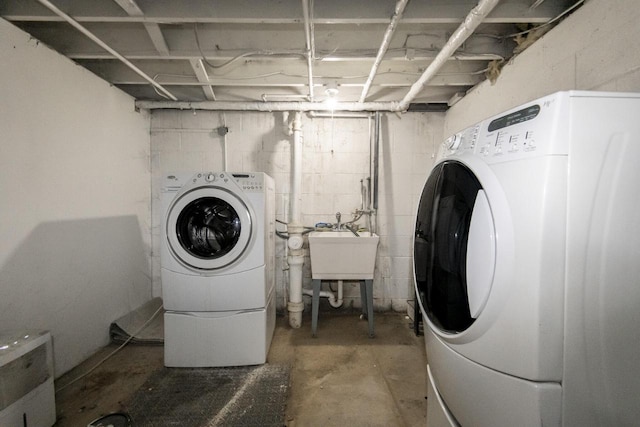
[164,292,276,367]
[0,331,56,427]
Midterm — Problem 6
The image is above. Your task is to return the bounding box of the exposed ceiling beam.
[111,0,144,16]
[112,0,170,55]
[0,0,565,24]
[189,59,217,100]
[108,73,484,87]
[134,100,404,112]
[78,59,487,86]
[33,0,178,101]
[1,0,581,105]
[143,23,170,55]
[127,84,459,104]
[66,51,505,62]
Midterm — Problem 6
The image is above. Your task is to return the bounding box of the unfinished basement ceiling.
[1,0,582,109]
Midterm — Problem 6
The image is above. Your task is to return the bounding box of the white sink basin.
[308,231,379,280]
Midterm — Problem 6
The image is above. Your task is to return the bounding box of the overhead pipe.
[136,100,402,111]
[302,0,316,101]
[358,0,409,103]
[308,111,374,119]
[399,0,501,109]
[35,0,177,101]
[287,111,305,328]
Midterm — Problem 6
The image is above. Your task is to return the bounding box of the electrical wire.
[55,304,164,392]
[505,0,584,38]
[194,23,306,71]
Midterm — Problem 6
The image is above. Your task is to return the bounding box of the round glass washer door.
[166,186,252,271]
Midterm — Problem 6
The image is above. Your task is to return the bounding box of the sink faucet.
[335,212,342,230]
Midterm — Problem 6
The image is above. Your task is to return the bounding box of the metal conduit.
[399,0,501,109]
[35,0,178,101]
[359,0,409,103]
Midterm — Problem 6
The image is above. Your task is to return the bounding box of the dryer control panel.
[442,92,571,163]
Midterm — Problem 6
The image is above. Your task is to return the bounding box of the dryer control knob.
[446,133,462,150]
[205,173,216,182]
[288,235,304,250]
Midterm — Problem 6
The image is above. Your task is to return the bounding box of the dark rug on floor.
[125,364,290,427]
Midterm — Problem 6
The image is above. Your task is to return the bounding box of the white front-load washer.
[413,91,640,426]
[161,171,276,367]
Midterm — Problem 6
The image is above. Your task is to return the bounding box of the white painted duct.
[35,0,177,101]
[287,111,305,328]
[359,0,409,103]
[399,0,501,109]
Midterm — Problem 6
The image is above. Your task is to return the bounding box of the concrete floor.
[53,311,428,426]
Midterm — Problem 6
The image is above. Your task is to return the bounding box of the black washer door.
[176,197,241,259]
[414,160,483,333]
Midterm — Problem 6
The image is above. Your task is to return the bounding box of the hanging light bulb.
[324,81,339,108]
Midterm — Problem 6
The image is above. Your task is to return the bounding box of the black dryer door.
[414,160,485,334]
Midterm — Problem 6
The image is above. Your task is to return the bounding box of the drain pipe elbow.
[303,280,344,308]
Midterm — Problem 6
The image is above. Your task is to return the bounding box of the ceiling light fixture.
[325,82,339,98]
[324,82,339,108]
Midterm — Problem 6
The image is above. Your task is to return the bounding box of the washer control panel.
[197,172,265,191]
[164,171,268,193]
[231,173,264,192]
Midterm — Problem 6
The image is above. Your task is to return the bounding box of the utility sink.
[308,231,379,280]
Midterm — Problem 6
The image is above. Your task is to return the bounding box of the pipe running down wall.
[287,112,305,328]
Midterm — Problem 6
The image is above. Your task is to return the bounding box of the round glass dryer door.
[166,187,252,271]
[414,160,496,334]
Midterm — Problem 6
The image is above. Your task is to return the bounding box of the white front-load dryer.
[414,91,640,426]
[161,171,276,367]
[414,94,570,426]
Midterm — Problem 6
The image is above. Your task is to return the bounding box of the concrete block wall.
[0,19,151,377]
[445,0,640,135]
[150,110,444,312]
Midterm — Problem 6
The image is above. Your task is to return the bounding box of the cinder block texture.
[150,111,444,312]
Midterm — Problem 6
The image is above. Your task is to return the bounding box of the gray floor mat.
[125,364,290,426]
